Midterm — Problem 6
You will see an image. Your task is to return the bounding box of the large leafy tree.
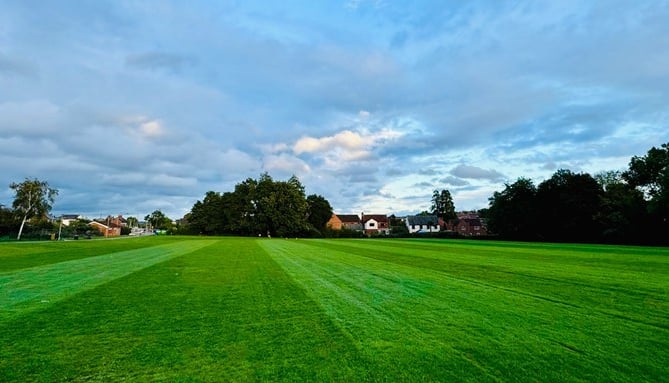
[0,204,18,237]
[431,189,456,220]
[144,210,172,230]
[306,194,333,232]
[187,173,320,237]
[623,142,669,242]
[487,177,537,240]
[623,143,669,199]
[254,174,309,237]
[594,171,646,243]
[229,178,259,235]
[536,169,603,242]
[189,191,226,235]
[10,178,58,240]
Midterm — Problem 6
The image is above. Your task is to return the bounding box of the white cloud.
[294,130,364,154]
[139,120,164,138]
[263,153,311,175]
[292,127,403,164]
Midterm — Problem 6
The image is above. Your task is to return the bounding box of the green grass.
[1,237,668,382]
[0,236,186,272]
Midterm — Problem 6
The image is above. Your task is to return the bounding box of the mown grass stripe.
[0,236,183,272]
[262,239,669,382]
[0,238,371,382]
[261,239,509,381]
[309,239,669,329]
[0,239,213,320]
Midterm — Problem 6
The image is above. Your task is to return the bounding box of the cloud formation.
[1,1,667,218]
[294,130,365,155]
[450,165,505,182]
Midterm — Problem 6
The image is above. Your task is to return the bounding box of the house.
[89,221,121,237]
[361,214,390,236]
[405,215,440,233]
[326,214,343,230]
[60,214,83,226]
[446,217,487,236]
[326,214,363,231]
[107,215,127,228]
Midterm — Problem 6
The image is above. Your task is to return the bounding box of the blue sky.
[1,0,667,219]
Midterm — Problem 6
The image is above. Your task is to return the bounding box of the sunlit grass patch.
[0,239,214,320]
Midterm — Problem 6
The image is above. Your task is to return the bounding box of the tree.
[623,142,669,243]
[189,191,226,235]
[254,174,309,237]
[536,169,602,242]
[144,210,171,230]
[594,171,646,243]
[228,178,259,235]
[126,216,139,228]
[10,178,58,240]
[487,177,538,240]
[623,143,669,199]
[431,189,456,220]
[0,204,18,237]
[306,194,333,233]
[187,173,328,237]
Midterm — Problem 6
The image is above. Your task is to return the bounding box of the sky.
[1,0,668,220]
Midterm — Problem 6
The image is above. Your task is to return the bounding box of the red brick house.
[89,221,121,237]
[108,215,127,228]
[327,214,362,231]
[446,218,487,236]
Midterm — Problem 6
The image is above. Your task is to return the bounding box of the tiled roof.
[362,214,388,223]
[406,215,439,225]
[337,214,361,223]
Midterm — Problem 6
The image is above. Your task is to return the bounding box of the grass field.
[1,237,667,382]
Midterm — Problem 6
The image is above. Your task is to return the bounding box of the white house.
[60,214,83,226]
[361,214,390,235]
[405,215,440,233]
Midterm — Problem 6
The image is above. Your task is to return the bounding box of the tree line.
[185,173,333,237]
[4,142,666,244]
[485,143,669,245]
[0,178,172,240]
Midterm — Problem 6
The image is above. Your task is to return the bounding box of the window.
[369,222,375,227]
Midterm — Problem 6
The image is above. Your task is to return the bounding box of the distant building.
[107,215,127,228]
[405,215,440,233]
[361,214,390,236]
[60,214,83,226]
[445,212,488,236]
[327,214,363,231]
[89,221,121,237]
